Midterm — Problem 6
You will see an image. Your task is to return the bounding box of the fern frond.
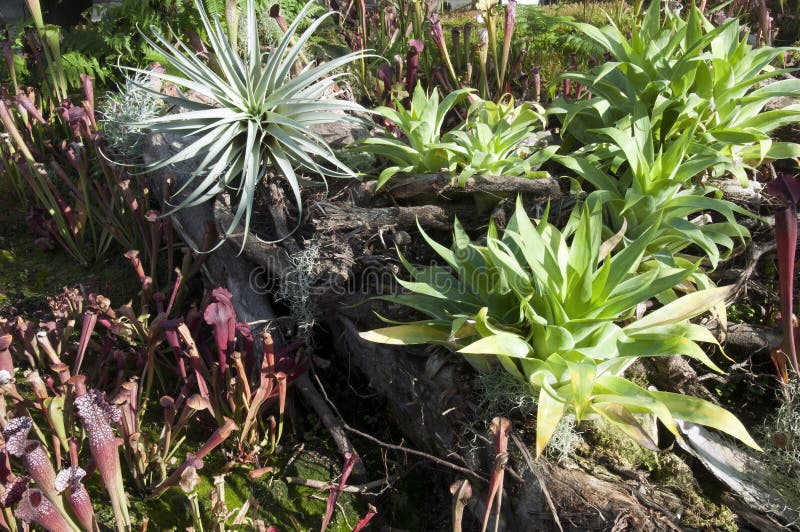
[203,0,226,18]
[61,52,112,89]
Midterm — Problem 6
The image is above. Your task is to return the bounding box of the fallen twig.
[293,372,366,478]
[509,432,563,532]
[285,475,398,494]
[309,367,487,482]
[342,423,487,482]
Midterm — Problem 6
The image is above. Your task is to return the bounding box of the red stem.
[776,205,799,374]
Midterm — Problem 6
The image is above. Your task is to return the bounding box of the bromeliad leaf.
[536,384,567,457]
[626,285,733,331]
[458,333,531,358]
[650,391,762,450]
[359,324,451,346]
[591,403,662,452]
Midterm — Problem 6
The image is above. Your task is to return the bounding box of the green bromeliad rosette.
[551,1,800,183]
[356,83,473,188]
[447,94,556,186]
[361,197,760,456]
[356,84,556,189]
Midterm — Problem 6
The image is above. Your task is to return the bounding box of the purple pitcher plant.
[0,251,306,529]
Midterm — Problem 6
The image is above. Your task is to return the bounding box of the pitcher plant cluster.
[0,245,304,530]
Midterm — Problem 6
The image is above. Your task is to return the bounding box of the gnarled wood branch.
[357,173,564,201]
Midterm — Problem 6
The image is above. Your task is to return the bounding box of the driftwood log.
[311,201,454,232]
[144,123,796,531]
[356,173,564,201]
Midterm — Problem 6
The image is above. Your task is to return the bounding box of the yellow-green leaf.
[566,359,596,421]
[594,375,679,437]
[626,285,733,332]
[536,385,566,457]
[458,333,531,358]
[359,325,450,345]
[592,403,662,452]
[650,390,762,451]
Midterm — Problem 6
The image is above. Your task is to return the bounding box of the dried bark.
[310,201,454,232]
[357,173,564,201]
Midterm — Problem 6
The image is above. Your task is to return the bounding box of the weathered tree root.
[357,173,564,201]
[722,322,782,355]
[213,199,289,276]
[310,201,454,232]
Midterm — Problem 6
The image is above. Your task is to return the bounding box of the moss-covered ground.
[0,189,139,316]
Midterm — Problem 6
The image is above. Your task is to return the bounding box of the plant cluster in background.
[0,0,190,271]
[0,0,317,101]
[0,72,167,268]
[551,2,800,184]
[357,84,556,187]
[327,0,635,106]
[1,0,204,96]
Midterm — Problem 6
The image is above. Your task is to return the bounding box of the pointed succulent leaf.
[649,390,761,450]
[359,325,451,345]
